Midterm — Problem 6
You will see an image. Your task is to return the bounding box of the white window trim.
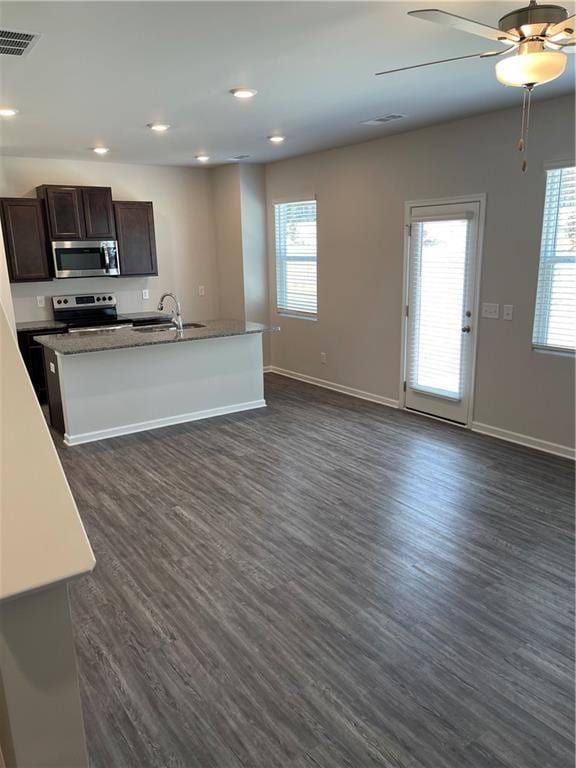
[543,157,576,171]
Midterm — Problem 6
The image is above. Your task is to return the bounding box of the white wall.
[265,95,575,450]
[2,156,219,322]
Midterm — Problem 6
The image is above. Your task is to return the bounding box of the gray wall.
[265,95,575,449]
[239,165,270,363]
[211,165,245,321]
[0,584,89,768]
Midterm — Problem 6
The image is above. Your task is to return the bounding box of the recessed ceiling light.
[230,88,257,99]
[268,135,285,144]
[92,147,109,155]
[196,154,210,162]
[0,107,18,117]
[147,123,171,132]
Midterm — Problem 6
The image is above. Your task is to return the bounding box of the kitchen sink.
[133,324,175,333]
[133,322,206,333]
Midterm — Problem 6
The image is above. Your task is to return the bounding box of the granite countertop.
[16,319,68,332]
[34,319,277,356]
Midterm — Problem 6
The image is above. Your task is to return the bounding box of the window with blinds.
[274,200,317,317]
[532,166,576,353]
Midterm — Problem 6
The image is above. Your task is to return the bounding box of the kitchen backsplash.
[11,279,160,322]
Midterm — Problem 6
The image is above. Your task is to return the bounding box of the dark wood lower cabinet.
[43,347,65,433]
[114,201,158,276]
[1,198,52,282]
[17,330,56,403]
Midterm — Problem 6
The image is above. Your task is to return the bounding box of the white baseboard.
[64,399,267,446]
[265,368,573,460]
[471,421,575,460]
[265,366,399,409]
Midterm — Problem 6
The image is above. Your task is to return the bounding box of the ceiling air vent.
[0,29,41,57]
[229,155,251,161]
[361,114,407,126]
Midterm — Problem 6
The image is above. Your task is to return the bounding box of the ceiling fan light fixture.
[495,49,567,87]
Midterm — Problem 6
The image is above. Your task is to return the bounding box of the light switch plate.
[503,304,514,321]
[49,362,55,374]
[36,296,45,308]
[198,285,205,297]
[481,302,500,319]
[142,289,149,300]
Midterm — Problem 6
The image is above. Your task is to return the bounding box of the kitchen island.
[35,320,274,446]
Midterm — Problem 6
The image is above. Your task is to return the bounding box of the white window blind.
[532,166,576,353]
[407,216,473,400]
[274,200,317,316]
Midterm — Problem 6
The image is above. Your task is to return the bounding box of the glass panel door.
[404,202,481,424]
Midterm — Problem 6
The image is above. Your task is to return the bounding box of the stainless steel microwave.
[52,240,120,279]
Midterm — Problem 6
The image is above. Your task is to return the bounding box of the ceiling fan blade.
[375,51,488,76]
[480,45,518,58]
[408,9,520,43]
[546,14,575,42]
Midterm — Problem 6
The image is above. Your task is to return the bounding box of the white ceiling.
[0,1,574,166]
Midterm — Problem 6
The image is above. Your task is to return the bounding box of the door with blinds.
[403,200,482,424]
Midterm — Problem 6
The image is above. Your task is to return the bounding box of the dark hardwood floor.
[57,373,575,768]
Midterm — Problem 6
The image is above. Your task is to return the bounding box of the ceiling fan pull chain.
[518,87,527,153]
[518,85,533,173]
[522,86,533,173]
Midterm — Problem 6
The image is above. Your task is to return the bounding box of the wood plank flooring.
[56,373,575,768]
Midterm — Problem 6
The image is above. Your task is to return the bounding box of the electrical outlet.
[481,302,500,319]
[320,352,327,364]
[142,289,150,300]
[49,362,55,374]
[36,296,45,308]
[198,285,206,297]
[503,304,514,321]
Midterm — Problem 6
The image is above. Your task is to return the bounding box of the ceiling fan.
[375,2,575,170]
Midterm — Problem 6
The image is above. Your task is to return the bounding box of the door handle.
[462,325,471,333]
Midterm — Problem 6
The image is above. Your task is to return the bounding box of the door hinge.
[403,381,407,392]
[405,304,409,317]
[406,223,412,237]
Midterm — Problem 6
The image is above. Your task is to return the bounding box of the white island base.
[47,333,265,446]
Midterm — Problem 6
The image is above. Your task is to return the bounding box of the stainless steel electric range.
[52,293,133,333]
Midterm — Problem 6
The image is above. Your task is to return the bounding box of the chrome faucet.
[158,292,183,332]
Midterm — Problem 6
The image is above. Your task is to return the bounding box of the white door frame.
[399,194,486,428]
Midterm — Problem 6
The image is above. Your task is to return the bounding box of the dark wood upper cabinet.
[38,185,85,240]
[0,198,52,282]
[114,201,158,276]
[81,186,116,239]
[37,185,115,240]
